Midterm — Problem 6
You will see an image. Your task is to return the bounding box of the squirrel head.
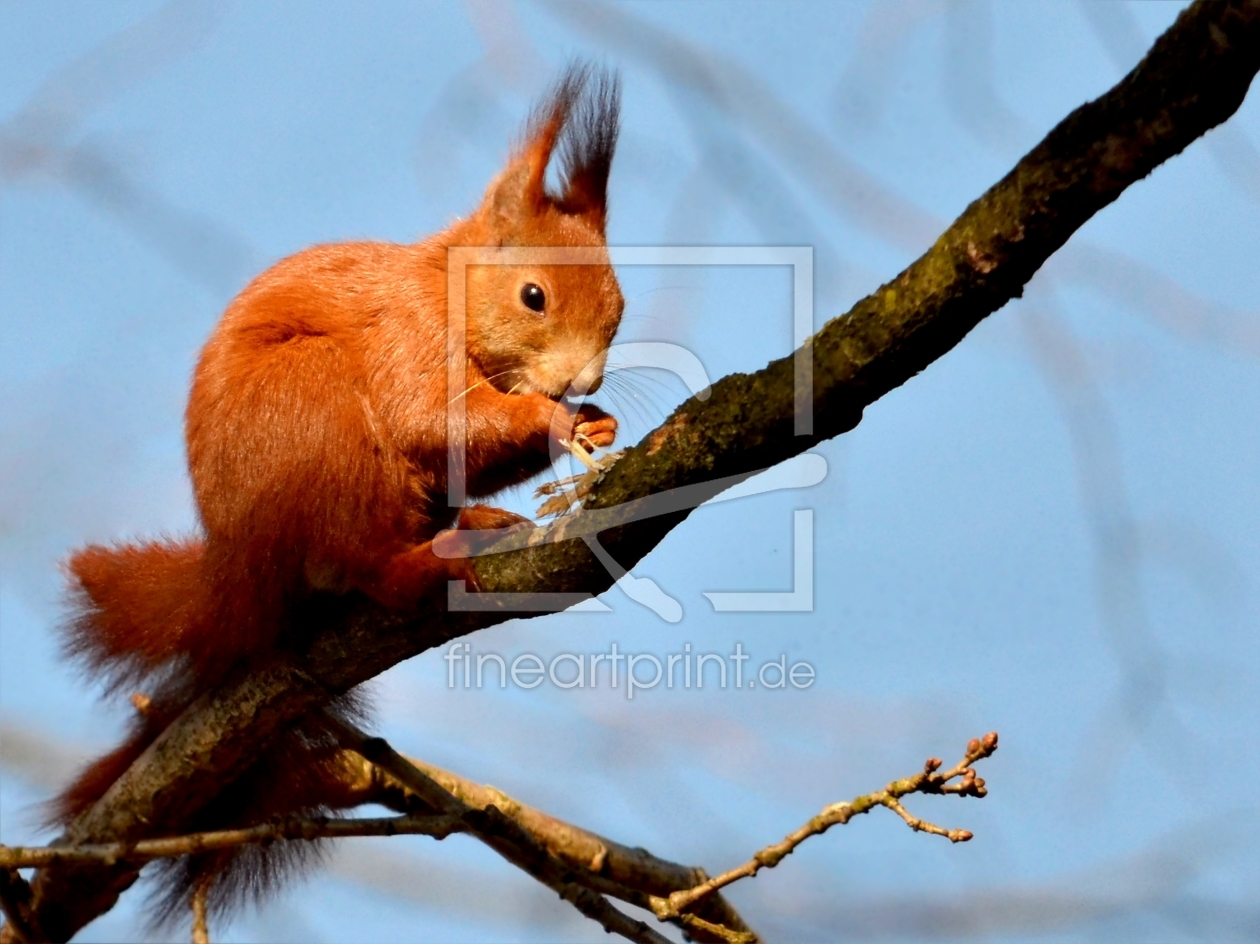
[461,65,623,400]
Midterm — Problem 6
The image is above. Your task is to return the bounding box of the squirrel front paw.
[573,405,617,451]
[532,396,618,453]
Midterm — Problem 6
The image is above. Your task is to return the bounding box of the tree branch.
[0,871,37,944]
[325,717,674,944]
[334,740,755,942]
[12,1,1260,939]
[0,815,461,870]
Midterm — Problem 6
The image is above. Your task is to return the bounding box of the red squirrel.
[53,65,622,919]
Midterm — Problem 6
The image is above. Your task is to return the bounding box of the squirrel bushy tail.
[63,539,207,689]
[53,538,208,823]
[54,538,363,922]
[148,696,368,926]
[54,537,253,829]
[50,687,368,925]
[63,537,297,695]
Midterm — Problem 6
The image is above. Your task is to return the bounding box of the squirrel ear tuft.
[483,63,620,230]
[553,64,620,225]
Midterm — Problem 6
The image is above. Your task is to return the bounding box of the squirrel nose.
[569,354,606,396]
[569,368,603,396]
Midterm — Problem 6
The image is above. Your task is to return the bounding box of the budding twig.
[650,732,999,921]
[675,912,760,944]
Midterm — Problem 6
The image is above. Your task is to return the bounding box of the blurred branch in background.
[542,0,1260,348]
[942,0,1036,154]
[0,0,256,295]
[831,0,942,137]
[0,0,267,621]
[1019,294,1197,789]
[411,1,544,211]
[541,0,939,257]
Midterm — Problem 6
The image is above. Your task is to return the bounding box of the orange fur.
[54,65,622,920]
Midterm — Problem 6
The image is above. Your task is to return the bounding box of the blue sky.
[2,2,1259,941]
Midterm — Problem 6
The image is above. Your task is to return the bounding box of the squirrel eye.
[520,283,546,313]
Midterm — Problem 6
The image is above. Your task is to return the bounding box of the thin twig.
[676,912,759,944]
[0,814,460,870]
[652,733,999,920]
[190,876,211,944]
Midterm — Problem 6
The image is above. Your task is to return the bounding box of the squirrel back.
[53,64,622,925]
